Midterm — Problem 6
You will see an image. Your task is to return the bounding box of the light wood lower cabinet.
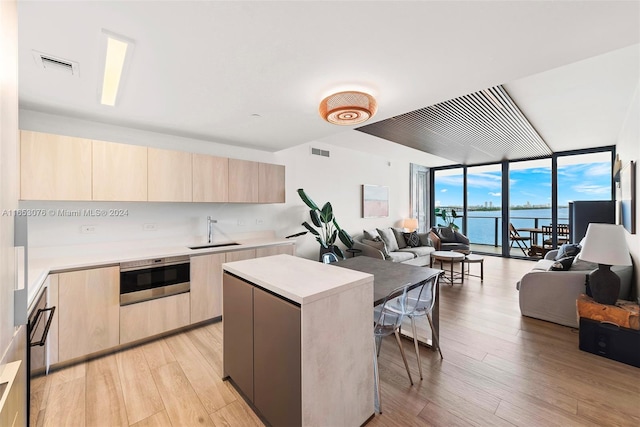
[225,249,256,262]
[190,252,225,324]
[57,266,120,362]
[256,244,295,258]
[120,293,190,344]
[223,272,301,427]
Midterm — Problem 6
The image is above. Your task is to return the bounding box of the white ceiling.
[17,1,640,163]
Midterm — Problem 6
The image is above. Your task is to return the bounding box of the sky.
[434,153,612,209]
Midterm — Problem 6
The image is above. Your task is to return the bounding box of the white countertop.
[223,254,373,305]
[26,236,294,310]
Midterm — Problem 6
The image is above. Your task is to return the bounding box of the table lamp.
[403,218,418,232]
[579,223,632,305]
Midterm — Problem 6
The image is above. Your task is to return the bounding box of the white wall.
[18,110,439,261]
[615,82,640,302]
[0,0,19,364]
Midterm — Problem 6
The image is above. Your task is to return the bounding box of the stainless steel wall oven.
[120,256,190,305]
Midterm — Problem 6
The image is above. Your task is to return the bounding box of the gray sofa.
[353,227,435,267]
[517,249,633,328]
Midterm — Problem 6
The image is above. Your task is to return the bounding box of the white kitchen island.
[222,254,374,427]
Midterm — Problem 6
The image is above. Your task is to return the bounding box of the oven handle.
[29,306,56,347]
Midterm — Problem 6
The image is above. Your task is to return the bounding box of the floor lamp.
[578,223,632,305]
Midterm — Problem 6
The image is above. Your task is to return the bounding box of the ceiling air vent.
[32,51,79,77]
[311,147,330,158]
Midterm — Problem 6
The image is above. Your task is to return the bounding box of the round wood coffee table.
[430,250,465,284]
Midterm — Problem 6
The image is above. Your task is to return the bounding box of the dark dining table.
[332,256,443,349]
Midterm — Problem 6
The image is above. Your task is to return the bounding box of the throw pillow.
[438,227,455,243]
[549,256,575,271]
[363,229,380,241]
[362,238,389,258]
[403,231,421,247]
[377,228,399,252]
[392,227,408,249]
[417,232,432,247]
[555,243,581,260]
[571,256,598,271]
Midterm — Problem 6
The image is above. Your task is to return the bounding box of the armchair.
[429,227,470,253]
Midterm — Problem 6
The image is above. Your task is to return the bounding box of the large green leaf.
[333,246,345,260]
[320,202,333,223]
[316,236,328,248]
[297,188,319,210]
[301,221,320,236]
[327,229,337,245]
[451,209,458,218]
[309,210,322,227]
[338,229,354,248]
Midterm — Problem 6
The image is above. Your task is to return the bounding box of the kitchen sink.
[188,242,240,250]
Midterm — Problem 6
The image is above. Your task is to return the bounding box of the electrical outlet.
[238,220,245,226]
[80,225,96,234]
[143,223,158,231]
[256,218,264,225]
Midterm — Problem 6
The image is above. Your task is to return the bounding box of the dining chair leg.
[427,314,443,359]
[394,329,414,385]
[373,339,381,413]
[410,316,423,380]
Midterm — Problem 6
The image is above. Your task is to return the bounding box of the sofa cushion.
[438,227,456,242]
[417,232,432,247]
[403,231,421,247]
[377,228,399,252]
[555,243,581,260]
[387,251,415,263]
[571,257,598,271]
[363,238,388,258]
[398,246,433,257]
[550,256,575,271]
[363,229,380,241]
[533,259,557,271]
[392,227,408,249]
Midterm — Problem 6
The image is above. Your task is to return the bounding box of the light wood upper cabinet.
[93,140,148,201]
[57,266,119,362]
[192,153,229,202]
[190,252,225,323]
[20,130,92,200]
[258,163,285,203]
[228,159,259,203]
[148,147,193,202]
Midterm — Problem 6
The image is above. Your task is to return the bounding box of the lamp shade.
[319,91,377,125]
[403,218,418,231]
[579,223,632,266]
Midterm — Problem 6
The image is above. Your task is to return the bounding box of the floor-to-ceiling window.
[433,167,464,232]
[466,164,502,252]
[428,146,614,258]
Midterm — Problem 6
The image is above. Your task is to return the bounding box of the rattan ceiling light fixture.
[319,91,377,125]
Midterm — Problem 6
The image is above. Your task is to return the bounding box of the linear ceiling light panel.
[100,31,134,106]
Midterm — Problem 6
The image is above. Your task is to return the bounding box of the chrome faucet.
[207,216,217,243]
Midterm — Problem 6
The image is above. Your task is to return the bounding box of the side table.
[430,251,465,285]
[463,254,484,282]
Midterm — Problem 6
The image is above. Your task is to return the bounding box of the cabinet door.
[225,249,256,262]
[20,130,92,200]
[147,147,193,202]
[57,266,119,361]
[119,293,190,344]
[255,244,294,258]
[228,159,259,203]
[190,253,225,324]
[222,272,254,400]
[93,140,147,201]
[192,154,229,202]
[258,163,285,203]
[253,287,301,426]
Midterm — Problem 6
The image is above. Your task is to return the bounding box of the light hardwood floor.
[32,256,640,426]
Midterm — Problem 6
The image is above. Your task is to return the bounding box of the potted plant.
[435,207,459,230]
[297,189,353,260]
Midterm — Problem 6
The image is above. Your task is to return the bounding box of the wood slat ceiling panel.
[357,86,552,165]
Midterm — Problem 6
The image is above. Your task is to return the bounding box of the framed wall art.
[619,160,636,234]
[362,184,389,218]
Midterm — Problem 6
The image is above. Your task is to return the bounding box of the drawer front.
[579,317,640,368]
